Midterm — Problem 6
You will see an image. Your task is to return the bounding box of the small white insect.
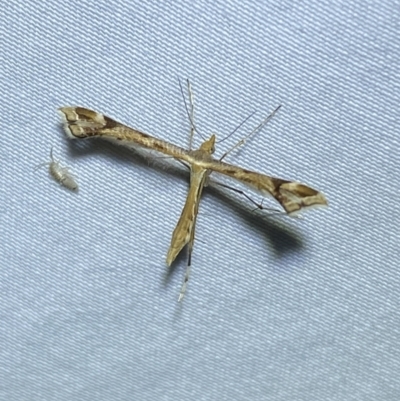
[36,147,78,191]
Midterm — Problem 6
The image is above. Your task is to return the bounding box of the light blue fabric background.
[1,1,399,400]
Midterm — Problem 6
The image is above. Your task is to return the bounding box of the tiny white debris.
[37,147,78,191]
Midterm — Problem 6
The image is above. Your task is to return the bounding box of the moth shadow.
[205,182,305,260]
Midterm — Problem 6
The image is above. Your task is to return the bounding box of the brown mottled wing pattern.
[59,107,327,215]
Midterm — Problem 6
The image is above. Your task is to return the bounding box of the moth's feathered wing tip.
[279,182,328,217]
[57,106,76,122]
[58,107,77,139]
[287,200,328,217]
[312,191,328,209]
[62,124,76,140]
[57,107,68,120]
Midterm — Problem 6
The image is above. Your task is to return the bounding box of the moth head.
[199,134,216,154]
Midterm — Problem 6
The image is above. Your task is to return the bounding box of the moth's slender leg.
[219,105,282,162]
[178,244,192,302]
[187,79,195,150]
[181,162,286,215]
[216,110,256,145]
[210,180,285,214]
[178,77,205,147]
